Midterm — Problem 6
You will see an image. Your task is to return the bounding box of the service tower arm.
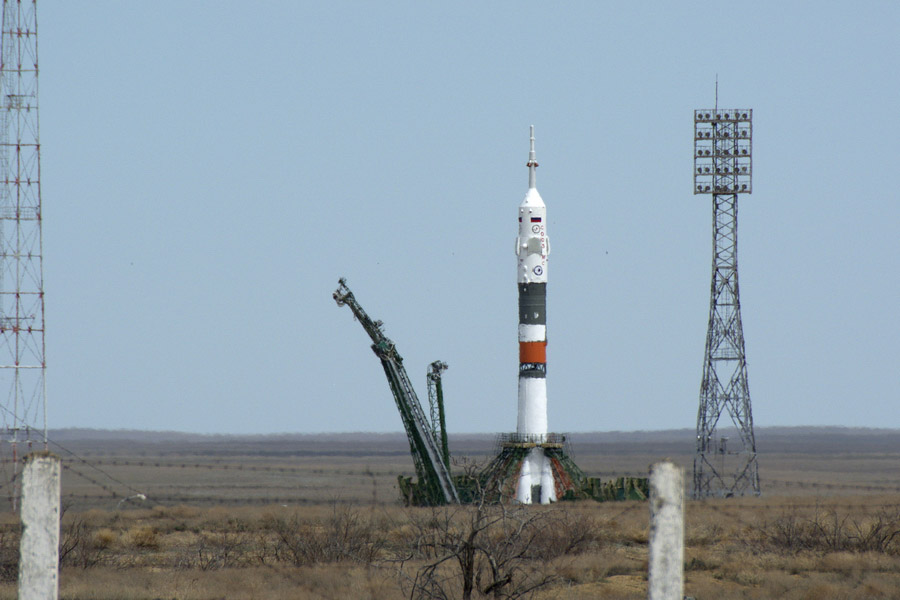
[333,278,460,505]
[427,360,451,470]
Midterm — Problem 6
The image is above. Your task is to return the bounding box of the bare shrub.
[527,510,605,559]
[59,518,113,569]
[398,500,560,600]
[171,516,259,571]
[263,504,383,566]
[0,525,20,582]
[852,511,900,554]
[756,507,900,555]
[195,529,250,570]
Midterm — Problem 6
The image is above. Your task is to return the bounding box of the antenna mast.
[0,0,46,509]
[692,105,759,498]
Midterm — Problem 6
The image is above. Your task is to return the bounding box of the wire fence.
[46,457,900,510]
[4,434,899,512]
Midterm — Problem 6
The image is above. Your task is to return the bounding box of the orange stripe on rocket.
[519,341,547,364]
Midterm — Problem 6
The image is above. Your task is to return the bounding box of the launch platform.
[481,433,648,503]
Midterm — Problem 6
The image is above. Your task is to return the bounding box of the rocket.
[515,126,554,504]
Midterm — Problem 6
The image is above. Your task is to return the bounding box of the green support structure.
[427,361,451,470]
[480,435,649,503]
[334,279,459,506]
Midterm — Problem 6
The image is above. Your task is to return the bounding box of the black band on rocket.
[518,363,547,378]
[518,283,547,325]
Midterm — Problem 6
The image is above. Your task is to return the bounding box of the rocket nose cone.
[521,187,544,207]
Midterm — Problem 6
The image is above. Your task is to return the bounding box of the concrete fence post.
[18,452,61,600]
[648,461,684,600]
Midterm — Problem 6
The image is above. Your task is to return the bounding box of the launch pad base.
[396,436,649,506]
[478,433,649,504]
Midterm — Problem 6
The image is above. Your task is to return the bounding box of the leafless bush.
[59,517,114,569]
[527,510,605,560]
[168,516,265,570]
[398,500,562,600]
[263,504,384,566]
[0,525,20,582]
[756,506,900,555]
[194,529,250,570]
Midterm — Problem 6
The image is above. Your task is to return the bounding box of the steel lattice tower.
[0,0,46,508]
[692,106,759,498]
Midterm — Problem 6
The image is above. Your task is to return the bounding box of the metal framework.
[333,279,459,505]
[426,360,450,469]
[0,0,46,509]
[693,108,760,498]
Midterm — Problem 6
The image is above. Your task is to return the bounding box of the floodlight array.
[693,109,752,194]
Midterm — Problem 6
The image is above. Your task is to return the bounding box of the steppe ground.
[1,427,899,599]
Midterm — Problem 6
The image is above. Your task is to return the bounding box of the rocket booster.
[516,126,549,438]
[515,126,554,504]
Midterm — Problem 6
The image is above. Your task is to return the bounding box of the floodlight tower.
[692,106,760,498]
[0,0,46,508]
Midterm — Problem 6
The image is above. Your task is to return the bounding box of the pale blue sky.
[39,1,899,434]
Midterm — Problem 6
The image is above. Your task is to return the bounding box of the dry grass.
[4,432,900,598]
[0,496,898,598]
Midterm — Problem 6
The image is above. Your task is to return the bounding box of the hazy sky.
[37,1,898,434]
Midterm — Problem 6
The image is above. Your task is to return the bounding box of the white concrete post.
[18,452,61,600]
[648,461,684,600]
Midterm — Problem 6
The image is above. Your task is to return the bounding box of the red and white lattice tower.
[0,0,46,508]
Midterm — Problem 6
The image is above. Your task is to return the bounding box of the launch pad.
[482,434,586,502]
[335,276,649,506]
[334,127,649,507]
[480,433,648,503]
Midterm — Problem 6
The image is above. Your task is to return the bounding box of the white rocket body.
[515,127,554,504]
